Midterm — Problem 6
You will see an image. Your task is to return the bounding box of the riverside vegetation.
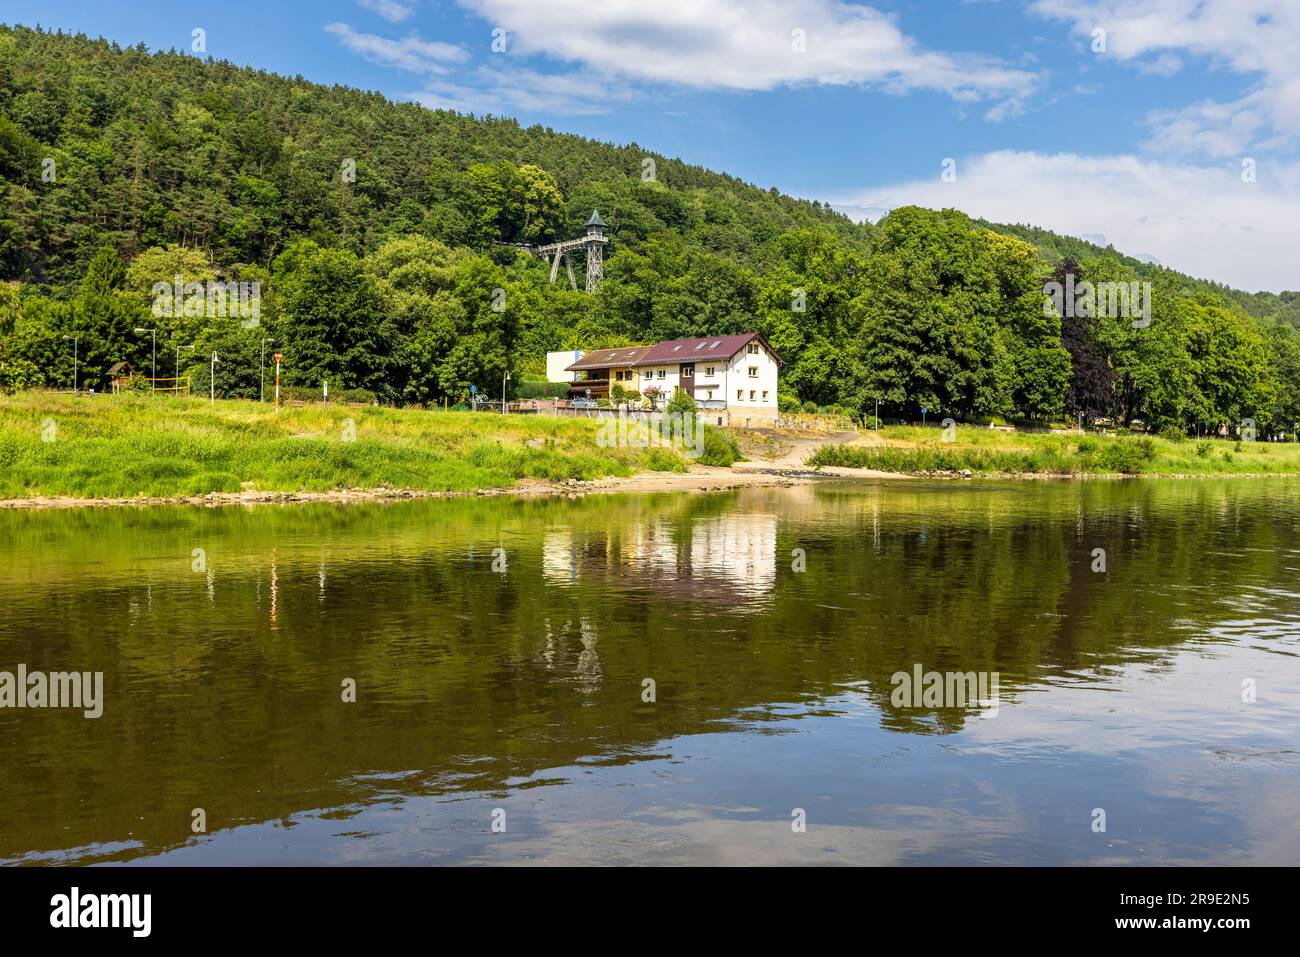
[808,425,1300,476]
[0,391,740,499]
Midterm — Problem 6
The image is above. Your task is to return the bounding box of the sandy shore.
[0,462,914,510]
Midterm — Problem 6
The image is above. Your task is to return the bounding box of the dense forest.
[1,24,1297,433]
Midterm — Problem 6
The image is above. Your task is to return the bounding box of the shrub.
[1097,437,1156,474]
[697,427,742,466]
[664,388,696,417]
[1195,440,1212,458]
[642,447,687,472]
[0,357,41,394]
[801,400,817,414]
[1159,425,1187,443]
[778,393,800,414]
[123,374,152,395]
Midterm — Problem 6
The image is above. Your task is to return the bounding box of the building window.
[749,390,756,401]
[658,369,666,379]
[748,366,758,377]
[748,343,759,355]
[682,364,694,375]
[762,391,768,401]
[736,389,743,401]
[707,390,714,400]
[705,366,715,377]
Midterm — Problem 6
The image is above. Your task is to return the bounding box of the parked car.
[570,397,598,409]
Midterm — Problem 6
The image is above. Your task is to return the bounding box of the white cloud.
[358,0,415,24]
[832,150,1300,292]
[324,23,468,74]
[410,66,638,116]
[1031,0,1300,156]
[458,0,1037,114]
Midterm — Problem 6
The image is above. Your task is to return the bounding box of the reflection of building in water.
[626,519,679,574]
[575,618,601,692]
[536,616,602,692]
[542,528,578,584]
[541,510,779,602]
[690,513,777,596]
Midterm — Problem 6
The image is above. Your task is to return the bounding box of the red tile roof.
[565,346,654,371]
[565,333,781,371]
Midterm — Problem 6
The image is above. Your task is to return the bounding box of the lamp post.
[133,327,156,391]
[61,335,78,393]
[176,344,195,389]
[874,396,879,431]
[260,337,274,402]
[273,353,282,410]
[502,370,510,414]
[210,351,220,403]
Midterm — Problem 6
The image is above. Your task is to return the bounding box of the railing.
[775,413,858,432]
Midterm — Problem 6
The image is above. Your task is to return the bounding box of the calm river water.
[1,479,1298,865]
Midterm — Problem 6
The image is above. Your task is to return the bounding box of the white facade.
[546,350,584,383]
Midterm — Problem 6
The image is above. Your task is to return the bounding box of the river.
[1,478,1298,865]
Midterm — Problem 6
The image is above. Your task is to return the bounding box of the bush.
[697,427,743,467]
[0,357,41,394]
[642,447,687,472]
[1096,437,1156,474]
[664,388,696,417]
[1159,425,1187,443]
[778,393,800,414]
[801,400,817,414]
[123,374,152,395]
[1195,440,1212,458]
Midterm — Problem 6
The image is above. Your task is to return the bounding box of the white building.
[546,349,584,383]
[564,332,783,427]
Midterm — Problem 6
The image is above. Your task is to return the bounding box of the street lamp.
[133,327,156,391]
[176,343,195,390]
[260,337,275,402]
[502,370,510,414]
[61,335,78,393]
[210,351,220,403]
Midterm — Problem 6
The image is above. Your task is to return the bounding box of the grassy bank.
[0,392,697,499]
[807,425,1300,476]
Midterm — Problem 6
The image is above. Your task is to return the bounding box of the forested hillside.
[1,24,1297,434]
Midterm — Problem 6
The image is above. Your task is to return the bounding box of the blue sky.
[7,1,1298,291]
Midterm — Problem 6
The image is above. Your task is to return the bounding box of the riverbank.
[0,392,669,501]
[804,424,1300,476]
[3,393,1296,509]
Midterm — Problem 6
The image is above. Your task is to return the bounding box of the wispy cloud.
[1031,0,1300,157]
[324,22,468,74]
[358,0,415,24]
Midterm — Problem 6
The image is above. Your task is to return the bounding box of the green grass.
[807,425,1300,476]
[0,392,691,498]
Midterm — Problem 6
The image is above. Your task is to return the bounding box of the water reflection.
[0,479,1298,865]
